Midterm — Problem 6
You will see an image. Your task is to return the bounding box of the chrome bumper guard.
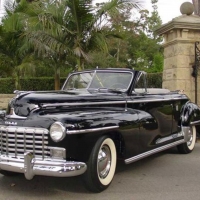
[0,152,87,180]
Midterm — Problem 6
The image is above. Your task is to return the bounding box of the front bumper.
[0,152,87,180]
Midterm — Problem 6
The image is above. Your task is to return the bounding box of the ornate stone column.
[156,2,200,104]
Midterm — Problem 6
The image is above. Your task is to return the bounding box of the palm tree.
[2,0,143,89]
[23,0,142,62]
[0,1,39,89]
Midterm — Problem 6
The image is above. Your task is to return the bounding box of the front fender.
[59,108,139,162]
[180,101,200,126]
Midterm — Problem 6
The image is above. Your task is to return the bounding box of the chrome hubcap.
[98,145,111,179]
[187,128,193,146]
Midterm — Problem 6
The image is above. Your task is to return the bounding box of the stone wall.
[162,41,196,102]
[0,94,15,109]
[156,14,200,105]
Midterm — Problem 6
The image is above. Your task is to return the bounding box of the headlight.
[50,122,66,142]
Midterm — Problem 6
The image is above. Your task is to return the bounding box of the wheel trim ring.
[97,138,117,186]
[187,128,193,146]
[97,145,111,179]
[187,126,196,150]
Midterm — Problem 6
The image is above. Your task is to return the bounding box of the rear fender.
[180,101,200,126]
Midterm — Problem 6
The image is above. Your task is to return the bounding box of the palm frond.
[74,46,90,62]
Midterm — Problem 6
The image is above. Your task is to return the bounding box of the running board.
[125,139,185,164]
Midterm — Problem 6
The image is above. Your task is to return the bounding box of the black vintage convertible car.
[0,68,200,192]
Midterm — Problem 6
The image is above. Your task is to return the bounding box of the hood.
[8,90,126,117]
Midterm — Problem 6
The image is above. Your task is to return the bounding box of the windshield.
[63,72,94,90]
[63,70,133,91]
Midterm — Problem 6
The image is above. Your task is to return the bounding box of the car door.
[136,97,174,154]
[131,73,174,154]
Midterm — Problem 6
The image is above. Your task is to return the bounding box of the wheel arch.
[180,101,200,126]
[104,130,126,159]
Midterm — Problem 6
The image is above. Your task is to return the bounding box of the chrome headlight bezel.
[50,122,66,142]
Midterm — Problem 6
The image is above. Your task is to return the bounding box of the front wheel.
[83,136,117,192]
[177,126,196,154]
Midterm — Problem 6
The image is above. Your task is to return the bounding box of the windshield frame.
[61,69,134,92]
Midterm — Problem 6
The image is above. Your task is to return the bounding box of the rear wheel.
[177,126,196,154]
[83,136,117,192]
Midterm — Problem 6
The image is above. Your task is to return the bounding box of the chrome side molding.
[190,120,200,125]
[125,126,192,164]
[67,126,119,135]
[125,139,185,164]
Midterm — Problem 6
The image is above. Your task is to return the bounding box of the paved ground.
[0,142,200,200]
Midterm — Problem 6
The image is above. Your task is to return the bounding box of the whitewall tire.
[83,136,117,192]
[177,126,196,154]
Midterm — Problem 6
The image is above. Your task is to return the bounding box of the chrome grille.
[0,126,50,159]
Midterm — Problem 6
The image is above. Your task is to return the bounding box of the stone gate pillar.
[156,2,200,104]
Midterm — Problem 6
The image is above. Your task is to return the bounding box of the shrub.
[0,77,67,94]
[0,73,163,94]
[147,73,162,88]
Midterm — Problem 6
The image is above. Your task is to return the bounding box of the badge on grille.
[5,121,17,125]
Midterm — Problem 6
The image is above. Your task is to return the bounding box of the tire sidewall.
[177,125,197,154]
[85,135,117,192]
[97,138,117,186]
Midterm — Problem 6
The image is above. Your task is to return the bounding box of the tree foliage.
[0,0,163,90]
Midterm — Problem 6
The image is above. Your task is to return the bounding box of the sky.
[95,0,194,24]
[0,0,194,24]
[147,0,193,23]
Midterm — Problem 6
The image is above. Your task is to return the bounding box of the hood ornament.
[9,108,14,115]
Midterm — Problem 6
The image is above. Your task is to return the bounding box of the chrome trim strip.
[41,97,187,108]
[67,126,119,135]
[125,139,185,164]
[0,153,87,179]
[155,132,183,144]
[127,97,188,103]
[0,126,48,134]
[42,101,126,108]
[190,120,200,125]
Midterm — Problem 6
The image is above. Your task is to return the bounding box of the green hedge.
[0,78,15,94]
[147,73,162,88]
[0,73,163,94]
[0,77,67,94]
